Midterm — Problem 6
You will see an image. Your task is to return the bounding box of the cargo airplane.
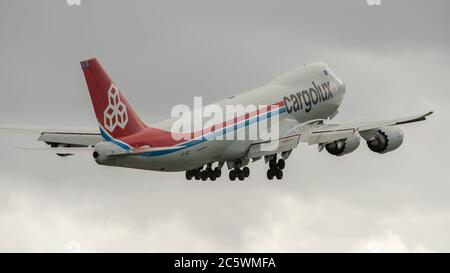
[1,58,433,181]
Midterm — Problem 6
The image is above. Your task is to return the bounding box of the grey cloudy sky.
[0,0,449,252]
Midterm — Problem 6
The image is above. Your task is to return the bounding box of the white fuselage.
[97,63,346,171]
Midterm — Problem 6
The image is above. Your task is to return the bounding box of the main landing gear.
[185,165,222,181]
[229,167,250,181]
[185,156,286,181]
[267,157,285,180]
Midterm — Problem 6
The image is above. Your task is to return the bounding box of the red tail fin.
[81,58,147,139]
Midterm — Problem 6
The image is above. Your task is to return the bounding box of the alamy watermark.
[366,0,382,6]
[66,241,81,252]
[66,0,81,6]
[170,97,281,149]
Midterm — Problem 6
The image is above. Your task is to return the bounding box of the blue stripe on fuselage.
[99,126,132,151]
[104,106,286,157]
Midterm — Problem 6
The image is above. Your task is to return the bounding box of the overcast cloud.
[0,0,449,252]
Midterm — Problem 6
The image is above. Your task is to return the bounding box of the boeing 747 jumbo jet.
[2,59,433,181]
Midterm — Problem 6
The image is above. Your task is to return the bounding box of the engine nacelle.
[325,134,361,156]
[363,126,404,154]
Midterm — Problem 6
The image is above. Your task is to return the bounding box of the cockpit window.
[323,70,329,76]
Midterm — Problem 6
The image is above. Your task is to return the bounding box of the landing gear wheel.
[243,167,250,178]
[229,170,236,181]
[269,159,277,169]
[201,171,208,181]
[210,174,216,181]
[194,171,201,180]
[275,169,283,180]
[277,159,285,170]
[214,167,221,178]
[237,169,245,181]
[185,170,193,180]
[206,168,213,179]
[267,169,275,180]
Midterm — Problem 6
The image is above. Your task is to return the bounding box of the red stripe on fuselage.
[117,101,285,148]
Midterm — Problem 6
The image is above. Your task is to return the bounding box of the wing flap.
[247,135,300,158]
[301,129,356,145]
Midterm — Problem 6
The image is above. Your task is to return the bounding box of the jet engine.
[325,134,361,156]
[364,126,404,154]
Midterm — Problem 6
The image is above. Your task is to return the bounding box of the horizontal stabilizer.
[0,125,99,134]
[15,147,94,157]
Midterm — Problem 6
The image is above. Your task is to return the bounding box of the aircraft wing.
[294,111,433,145]
[247,111,433,159]
[0,125,103,147]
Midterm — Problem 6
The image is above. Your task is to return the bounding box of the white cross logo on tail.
[103,84,128,132]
